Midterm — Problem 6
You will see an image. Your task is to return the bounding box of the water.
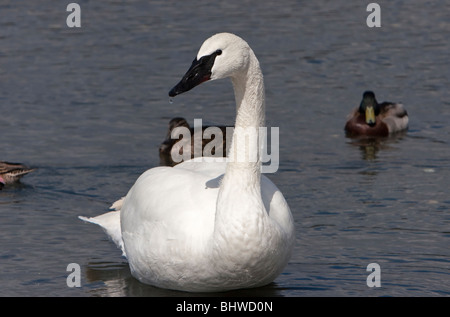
[1,0,449,297]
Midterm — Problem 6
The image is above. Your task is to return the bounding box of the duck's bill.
[168,53,219,97]
[365,106,376,126]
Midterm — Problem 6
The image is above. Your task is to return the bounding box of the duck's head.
[169,33,251,97]
[168,117,189,131]
[359,91,380,127]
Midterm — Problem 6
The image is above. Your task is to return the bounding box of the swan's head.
[359,91,380,127]
[169,33,251,97]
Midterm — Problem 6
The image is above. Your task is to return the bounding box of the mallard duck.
[0,161,35,189]
[159,117,230,166]
[345,91,409,137]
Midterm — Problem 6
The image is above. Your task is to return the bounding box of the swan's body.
[80,33,294,292]
[345,91,408,137]
[0,161,35,189]
[159,117,230,167]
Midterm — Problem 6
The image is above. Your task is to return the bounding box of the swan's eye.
[216,49,222,55]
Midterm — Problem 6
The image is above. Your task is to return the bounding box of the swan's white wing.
[78,160,226,260]
[120,163,224,255]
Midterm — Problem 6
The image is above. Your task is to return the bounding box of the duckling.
[159,117,230,166]
[345,91,408,137]
[0,161,35,189]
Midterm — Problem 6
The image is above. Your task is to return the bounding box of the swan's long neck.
[214,50,266,236]
[225,52,265,182]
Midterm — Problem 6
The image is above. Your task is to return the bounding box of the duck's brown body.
[345,91,408,137]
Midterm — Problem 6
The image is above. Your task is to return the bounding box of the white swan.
[80,33,295,292]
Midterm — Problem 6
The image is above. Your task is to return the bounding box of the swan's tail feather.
[110,197,125,211]
[79,210,126,257]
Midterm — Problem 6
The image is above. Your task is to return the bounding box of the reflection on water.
[346,131,408,161]
[84,261,134,297]
[84,260,287,297]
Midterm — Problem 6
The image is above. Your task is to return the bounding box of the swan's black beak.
[169,51,221,97]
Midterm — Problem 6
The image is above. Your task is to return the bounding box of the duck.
[344,91,409,137]
[0,161,35,189]
[159,117,230,166]
[80,33,295,292]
